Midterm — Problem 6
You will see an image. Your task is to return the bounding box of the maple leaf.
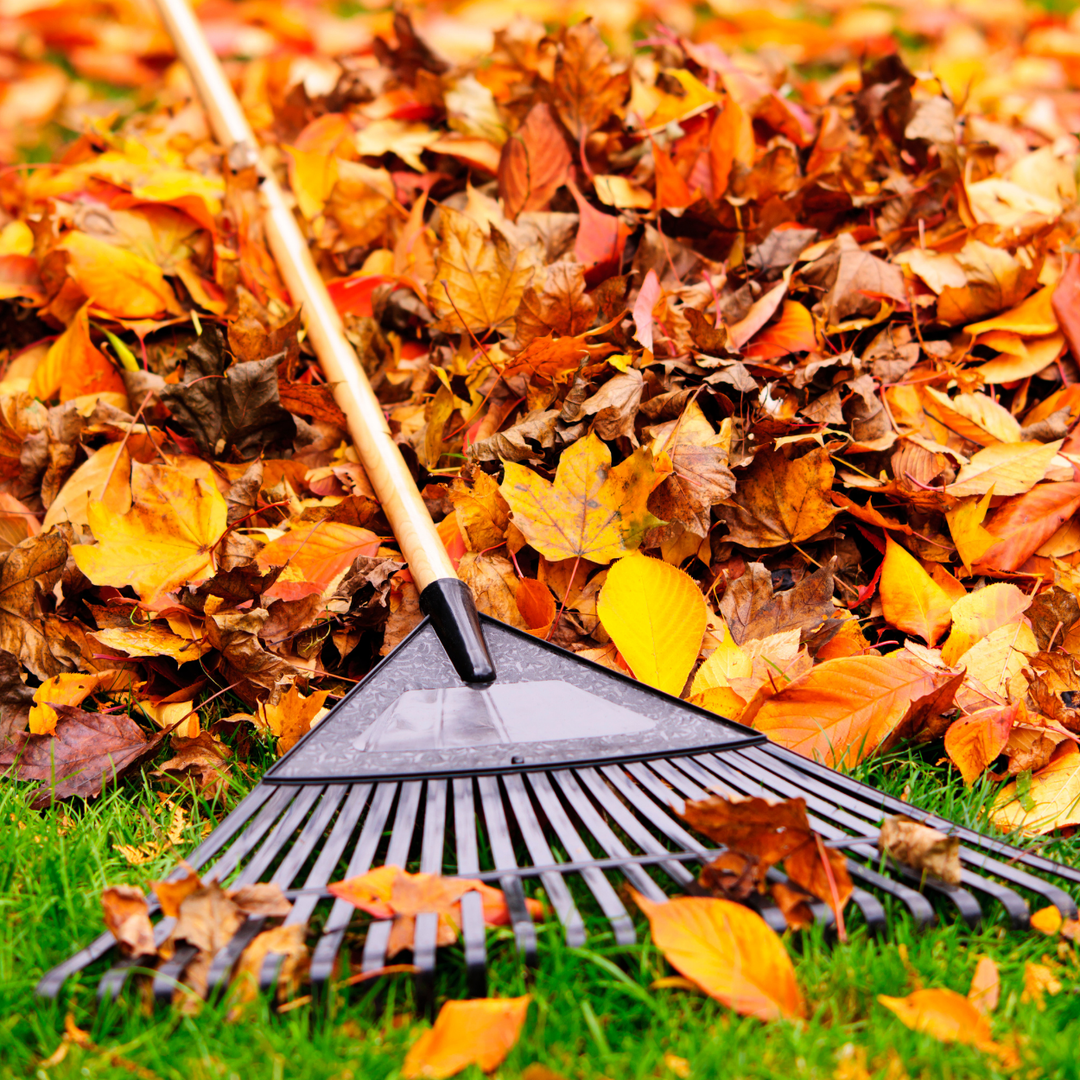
[718,448,840,549]
[500,433,660,563]
[552,20,629,144]
[73,460,227,603]
[256,685,330,756]
[430,207,536,333]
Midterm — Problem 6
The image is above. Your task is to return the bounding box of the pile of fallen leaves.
[7,0,1080,1056]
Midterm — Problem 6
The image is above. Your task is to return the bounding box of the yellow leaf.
[72,460,227,603]
[718,448,839,548]
[940,582,1031,666]
[645,68,724,129]
[431,206,536,333]
[751,654,957,768]
[879,537,953,646]
[953,620,1036,702]
[284,145,341,221]
[138,700,198,740]
[976,331,1065,384]
[631,892,805,1021]
[402,997,530,1080]
[1022,962,1062,1009]
[28,303,128,404]
[1030,905,1064,936]
[58,231,179,319]
[967,284,1058,336]
[992,743,1080,836]
[596,555,707,696]
[691,626,753,695]
[947,440,1063,497]
[877,988,998,1052]
[42,441,134,530]
[946,491,997,574]
[91,623,211,663]
[29,672,106,735]
[500,433,659,563]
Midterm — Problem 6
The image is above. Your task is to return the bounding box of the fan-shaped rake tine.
[105,784,299,1004]
[527,772,636,945]
[359,780,423,979]
[453,778,488,999]
[731,748,1042,925]
[477,774,538,964]
[36,785,277,1000]
[752,744,1079,917]
[574,767,696,893]
[152,786,326,1002]
[205,784,348,997]
[554,769,668,903]
[649,756,890,933]
[610,763,787,933]
[309,781,397,990]
[502,773,586,948]
[259,784,372,993]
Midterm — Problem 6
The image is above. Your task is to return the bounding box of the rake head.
[38,616,1080,1009]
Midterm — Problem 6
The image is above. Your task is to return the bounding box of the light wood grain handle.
[152,0,457,592]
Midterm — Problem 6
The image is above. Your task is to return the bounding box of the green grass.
[2,741,1080,1080]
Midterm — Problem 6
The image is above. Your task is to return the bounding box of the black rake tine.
[527,772,636,945]
[259,784,371,993]
[206,784,345,996]
[453,778,488,998]
[741,746,1075,917]
[309,780,398,987]
[477,774,538,964]
[412,779,449,1014]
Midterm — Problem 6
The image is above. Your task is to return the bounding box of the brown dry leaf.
[719,448,839,549]
[449,465,511,552]
[632,891,805,1021]
[0,531,69,679]
[403,996,531,1079]
[152,868,202,919]
[101,885,155,957]
[501,433,659,563]
[552,20,628,143]
[458,552,526,628]
[0,705,163,809]
[877,815,961,885]
[719,561,836,646]
[498,103,572,220]
[968,956,1000,1017]
[751,654,959,768]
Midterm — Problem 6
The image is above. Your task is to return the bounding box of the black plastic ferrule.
[419,578,496,683]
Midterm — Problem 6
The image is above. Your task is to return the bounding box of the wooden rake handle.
[153,0,494,681]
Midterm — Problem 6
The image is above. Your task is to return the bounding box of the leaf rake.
[37,0,1080,1010]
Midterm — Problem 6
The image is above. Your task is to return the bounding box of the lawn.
[3,744,1079,1080]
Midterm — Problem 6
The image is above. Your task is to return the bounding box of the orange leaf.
[651,136,694,210]
[515,578,556,638]
[568,179,632,278]
[498,103,572,219]
[879,537,953,646]
[976,482,1080,573]
[632,892,805,1021]
[741,300,817,360]
[709,96,754,197]
[944,703,1017,785]
[878,988,995,1050]
[27,303,127,404]
[403,997,530,1079]
[257,520,382,601]
[968,956,1000,1016]
[751,653,958,768]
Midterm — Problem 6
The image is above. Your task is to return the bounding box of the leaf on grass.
[596,554,707,696]
[879,537,953,646]
[403,997,531,1080]
[718,448,839,549]
[877,988,1008,1059]
[0,704,163,809]
[632,891,805,1021]
[101,885,155,957]
[72,460,227,603]
[1022,962,1062,1009]
[751,653,958,768]
[501,433,659,563]
[1030,905,1063,936]
[877,815,961,884]
[968,956,1000,1016]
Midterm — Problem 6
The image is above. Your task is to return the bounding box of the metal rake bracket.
[38,617,1080,1009]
